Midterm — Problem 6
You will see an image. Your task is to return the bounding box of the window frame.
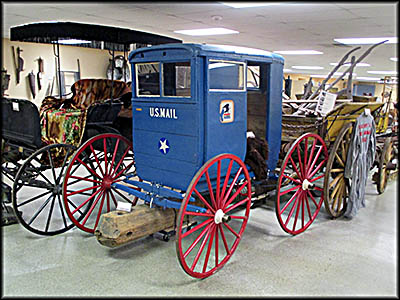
[135,62,161,98]
[208,59,246,92]
[161,60,192,98]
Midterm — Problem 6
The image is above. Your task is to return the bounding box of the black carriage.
[1,22,181,235]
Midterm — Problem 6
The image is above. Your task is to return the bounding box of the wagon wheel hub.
[302,179,314,190]
[214,209,231,224]
[103,176,113,190]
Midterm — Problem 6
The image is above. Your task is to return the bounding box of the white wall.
[2,38,124,107]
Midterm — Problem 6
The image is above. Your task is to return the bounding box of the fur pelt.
[245,136,269,180]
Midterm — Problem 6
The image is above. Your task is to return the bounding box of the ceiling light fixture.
[333,37,397,45]
[283,69,293,72]
[56,39,91,45]
[274,50,323,55]
[292,66,324,70]
[390,57,398,62]
[222,2,280,8]
[355,76,381,81]
[367,70,397,75]
[174,28,239,36]
[330,62,370,67]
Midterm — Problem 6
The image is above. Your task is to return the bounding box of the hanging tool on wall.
[27,71,36,99]
[35,57,44,90]
[11,46,24,84]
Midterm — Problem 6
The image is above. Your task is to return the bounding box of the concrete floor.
[2,177,397,297]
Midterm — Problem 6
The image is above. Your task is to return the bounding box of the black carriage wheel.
[323,122,353,218]
[12,143,77,235]
[377,138,394,194]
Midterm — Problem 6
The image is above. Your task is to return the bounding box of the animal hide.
[245,136,269,180]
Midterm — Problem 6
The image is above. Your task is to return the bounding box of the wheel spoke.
[280,188,300,214]
[304,137,308,176]
[307,150,325,178]
[81,189,104,226]
[309,173,325,183]
[194,188,216,214]
[202,225,216,273]
[111,187,134,205]
[89,144,105,176]
[71,187,102,214]
[223,222,240,238]
[103,138,109,175]
[216,160,221,208]
[110,146,131,178]
[306,138,317,171]
[279,184,301,196]
[182,218,214,239]
[109,138,120,175]
[76,157,101,179]
[190,224,214,271]
[220,167,243,208]
[292,192,303,231]
[27,194,52,225]
[94,190,106,229]
[45,195,56,232]
[66,184,101,197]
[329,173,344,189]
[112,160,135,180]
[69,175,101,184]
[47,149,57,183]
[219,224,231,255]
[307,190,319,208]
[284,193,300,226]
[282,173,301,185]
[17,190,52,208]
[306,146,323,178]
[183,222,213,259]
[56,193,68,228]
[335,151,345,168]
[109,190,118,206]
[305,193,312,221]
[215,225,219,267]
[220,160,234,206]
[223,180,248,210]
[224,197,249,214]
[57,147,73,183]
[205,171,217,209]
[297,144,305,178]
[289,155,303,181]
[184,211,214,218]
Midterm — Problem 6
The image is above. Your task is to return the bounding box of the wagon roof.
[129,43,284,63]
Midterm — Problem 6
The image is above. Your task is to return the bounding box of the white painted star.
[159,139,169,154]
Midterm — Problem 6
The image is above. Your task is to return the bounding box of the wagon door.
[204,59,247,162]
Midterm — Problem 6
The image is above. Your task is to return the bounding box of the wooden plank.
[95,204,182,247]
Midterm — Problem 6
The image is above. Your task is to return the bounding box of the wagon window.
[136,62,160,96]
[209,60,245,91]
[163,61,191,97]
[247,66,260,88]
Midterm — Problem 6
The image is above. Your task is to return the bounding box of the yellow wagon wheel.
[377,138,394,194]
[323,122,353,218]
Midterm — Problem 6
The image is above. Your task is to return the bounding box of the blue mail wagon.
[63,43,288,279]
[129,43,284,191]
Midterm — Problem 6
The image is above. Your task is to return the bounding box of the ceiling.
[2,2,398,81]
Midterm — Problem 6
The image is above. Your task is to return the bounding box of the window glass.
[209,60,245,90]
[163,61,191,97]
[136,62,160,96]
[247,66,260,88]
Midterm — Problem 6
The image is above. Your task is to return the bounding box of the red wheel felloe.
[276,133,328,235]
[62,134,136,233]
[176,154,252,279]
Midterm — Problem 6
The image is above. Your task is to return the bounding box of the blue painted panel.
[265,62,284,171]
[134,152,197,190]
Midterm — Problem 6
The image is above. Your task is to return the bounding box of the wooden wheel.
[323,122,353,218]
[276,133,328,235]
[176,154,251,279]
[377,138,394,194]
[12,143,77,235]
[62,134,137,234]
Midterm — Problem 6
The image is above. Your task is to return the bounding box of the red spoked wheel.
[62,133,137,233]
[176,153,252,279]
[276,133,328,235]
